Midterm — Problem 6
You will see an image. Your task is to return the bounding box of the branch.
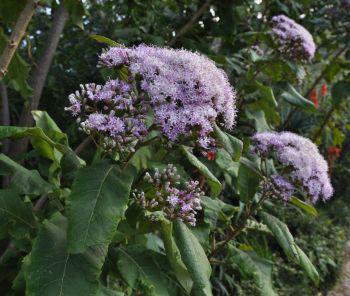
[11,3,69,156]
[74,136,93,155]
[0,82,10,154]
[168,0,212,47]
[0,0,37,80]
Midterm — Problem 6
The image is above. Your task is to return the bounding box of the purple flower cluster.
[272,15,316,62]
[99,45,237,150]
[251,131,333,203]
[66,81,148,152]
[133,164,204,226]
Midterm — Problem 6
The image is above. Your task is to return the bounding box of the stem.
[168,0,212,47]
[74,136,93,155]
[33,194,48,212]
[0,0,37,80]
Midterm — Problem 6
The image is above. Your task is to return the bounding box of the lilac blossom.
[272,15,316,62]
[133,164,204,226]
[251,131,333,203]
[99,45,237,150]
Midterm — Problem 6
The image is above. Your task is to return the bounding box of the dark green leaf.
[228,245,277,296]
[67,161,134,253]
[0,154,53,195]
[213,124,243,161]
[24,213,106,295]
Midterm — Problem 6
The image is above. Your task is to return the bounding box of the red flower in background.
[328,146,341,158]
[321,84,328,96]
[207,151,216,161]
[310,89,319,109]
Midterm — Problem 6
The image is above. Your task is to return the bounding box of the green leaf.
[213,124,243,161]
[180,145,221,197]
[237,158,261,203]
[260,211,319,284]
[0,154,53,195]
[290,197,318,217]
[228,245,277,296]
[24,213,106,296]
[215,149,239,178]
[295,245,319,285]
[254,80,278,108]
[161,221,193,293]
[32,110,68,145]
[0,189,36,238]
[331,81,350,107]
[63,0,86,29]
[116,246,172,295]
[90,34,120,46]
[67,161,134,253]
[201,196,238,228]
[279,83,315,112]
[173,221,212,296]
[245,108,270,132]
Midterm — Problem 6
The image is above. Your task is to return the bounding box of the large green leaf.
[213,124,243,161]
[0,154,53,195]
[161,221,193,293]
[255,80,278,108]
[180,145,221,197]
[0,189,36,239]
[67,161,134,253]
[279,83,315,112]
[228,245,277,296]
[173,221,212,296]
[24,213,106,296]
[260,211,319,284]
[32,110,68,145]
[245,108,270,132]
[116,246,172,295]
[237,157,261,203]
[90,34,120,46]
[290,197,318,217]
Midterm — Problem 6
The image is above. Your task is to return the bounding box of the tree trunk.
[10,3,69,156]
[0,0,37,80]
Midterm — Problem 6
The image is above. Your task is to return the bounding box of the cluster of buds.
[133,164,204,226]
[66,81,148,153]
[263,174,294,202]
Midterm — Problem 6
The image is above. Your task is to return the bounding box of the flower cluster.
[65,80,148,152]
[99,45,237,150]
[251,131,333,203]
[263,174,294,201]
[133,164,204,226]
[271,15,316,62]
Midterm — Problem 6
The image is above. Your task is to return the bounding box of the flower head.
[99,45,237,150]
[272,15,316,62]
[251,131,333,203]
